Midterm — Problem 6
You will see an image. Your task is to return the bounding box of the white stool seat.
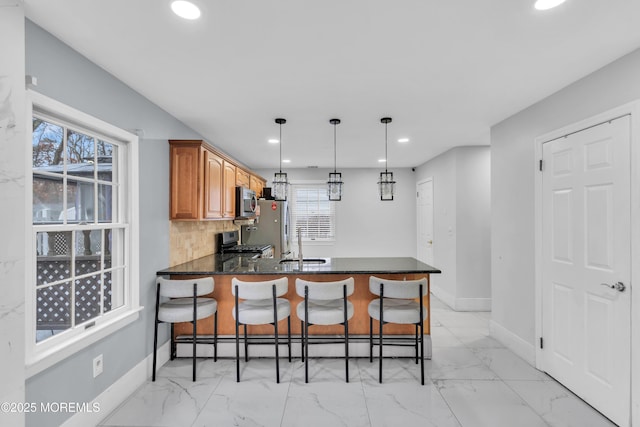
[234,298,290,325]
[231,277,291,383]
[159,297,217,323]
[295,277,355,383]
[297,299,354,325]
[153,276,218,382]
[368,275,428,385]
[368,298,426,325]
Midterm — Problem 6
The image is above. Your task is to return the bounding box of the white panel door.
[417,179,434,265]
[541,116,631,426]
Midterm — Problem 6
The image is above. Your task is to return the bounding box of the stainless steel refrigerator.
[241,200,291,258]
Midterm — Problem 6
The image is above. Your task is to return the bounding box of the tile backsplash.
[169,221,237,266]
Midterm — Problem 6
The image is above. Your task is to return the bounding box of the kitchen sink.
[279,258,327,265]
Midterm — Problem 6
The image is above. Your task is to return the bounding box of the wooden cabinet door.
[170,144,201,220]
[204,151,223,218]
[223,161,236,218]
[236,168,250,188]
[250,175,264,198]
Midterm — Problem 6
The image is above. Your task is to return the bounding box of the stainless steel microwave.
[235,186,257,218]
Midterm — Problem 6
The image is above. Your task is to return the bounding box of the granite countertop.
[157,254,441,276]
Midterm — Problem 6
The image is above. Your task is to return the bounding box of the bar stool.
[295,277,355,383]
[368,276,428,385]
[152,276,218,382]
[231,277,291,383]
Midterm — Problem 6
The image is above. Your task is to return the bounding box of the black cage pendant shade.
[327,118,343,201]
[273,118,289,201]
[378,117,396,201]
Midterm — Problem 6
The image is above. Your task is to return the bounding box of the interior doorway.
[417,178,434,265]
[535,107,637,427]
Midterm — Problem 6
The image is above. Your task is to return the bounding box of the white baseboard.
[489,320,535,365]
[61,341,170,427]
[453,298,491,312]
[431,286,455,309]
[431,286,491,311]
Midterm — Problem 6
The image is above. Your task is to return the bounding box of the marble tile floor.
[99,296,617,427]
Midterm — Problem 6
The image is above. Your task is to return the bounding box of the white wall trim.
[489,320,535,365]
[533,100,640,426]
[61,342,169,427]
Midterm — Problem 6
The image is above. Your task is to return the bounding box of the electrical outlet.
[93,354,103,378]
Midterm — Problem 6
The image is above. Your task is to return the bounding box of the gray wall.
[415,146,491,310]
[24,21,202,426]
[491,48,640,353]
[0,5,27,427]
[456,147,491,302]
[255,167,417,258]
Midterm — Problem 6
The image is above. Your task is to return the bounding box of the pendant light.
[273,118,289,201]
[327,118,343,201]
[378,117,396,201]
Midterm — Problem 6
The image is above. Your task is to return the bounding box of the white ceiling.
[24,0,640,169]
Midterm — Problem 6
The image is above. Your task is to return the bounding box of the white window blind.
[289,183,336,241]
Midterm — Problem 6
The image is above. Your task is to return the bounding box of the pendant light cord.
[333,122,337,173]
[279,122,282,173]
[384,121,388,173]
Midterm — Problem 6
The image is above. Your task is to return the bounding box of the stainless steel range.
[218,230,273,258]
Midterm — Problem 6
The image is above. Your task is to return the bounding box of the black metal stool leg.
[170,324,176,360]
[235,287,240,382]
[305,286,309,383]
[287,316,292,363]
[273,285,280,383]
[244,324,249,362]
[420,322,425,385]
[300,320,305,362]
[369,316,373,363]
[379,283,384,384]
[214,311,218,362]
[415,323,419,364]
[152,283,160,382]
[344,284,349,383]
[345,320,349,383]
[192,319,197,382]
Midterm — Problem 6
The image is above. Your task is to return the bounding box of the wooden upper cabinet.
[169,140,263,220]
[203,150,223,219]
[170,142,202,220]
[250,174,265,198]
[223,161,236,218]
[236,168,250,188]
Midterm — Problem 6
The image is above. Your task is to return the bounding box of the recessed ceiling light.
[398,138,409,143]
[534,0,566,10]
[378,158,386,163]
[268,139,279,144]
[282,159,291,163]
[171,1,201,19]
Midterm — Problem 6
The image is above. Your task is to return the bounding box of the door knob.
[600,282,626,292]
[427,240,433,244]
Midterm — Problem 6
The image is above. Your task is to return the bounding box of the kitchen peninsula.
[157,256,441,338]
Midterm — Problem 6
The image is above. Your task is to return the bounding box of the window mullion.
[70,229,76,328]
[100,229,105,315]
[62,126,68,224]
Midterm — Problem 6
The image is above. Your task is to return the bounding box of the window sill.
[25,306,143,378]
[302,240,335,246]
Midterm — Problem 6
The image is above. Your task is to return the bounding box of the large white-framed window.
[25,91,140,376]
[289,181,336,242]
